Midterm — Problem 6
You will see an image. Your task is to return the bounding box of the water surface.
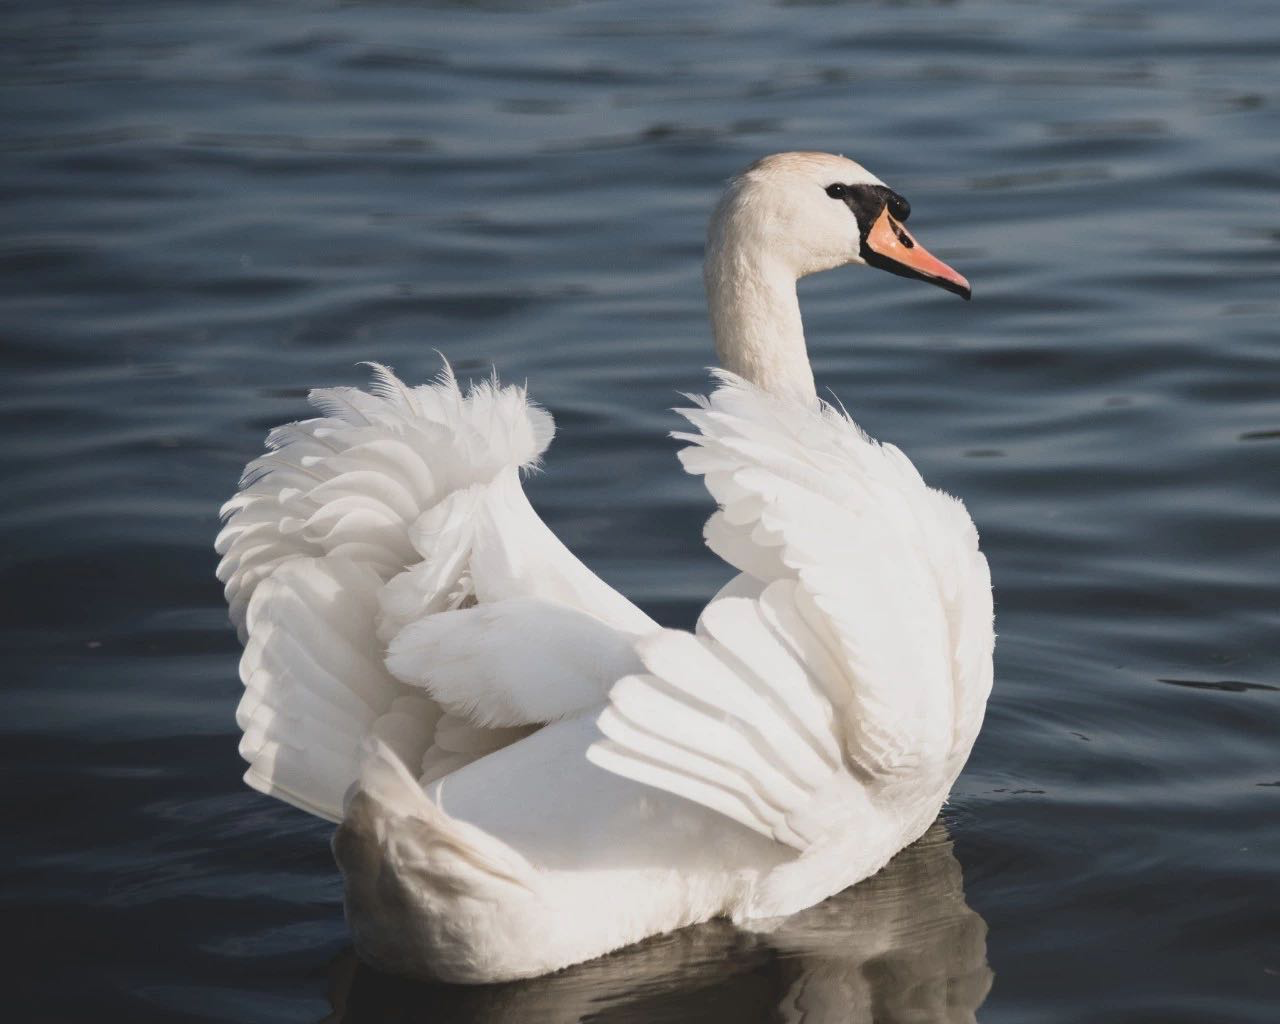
[3,1,1278,1021]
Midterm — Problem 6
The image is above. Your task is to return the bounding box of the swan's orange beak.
[863,208,971,300]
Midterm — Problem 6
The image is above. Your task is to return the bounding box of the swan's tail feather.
[342,740,535,891]
[334,741,539,980]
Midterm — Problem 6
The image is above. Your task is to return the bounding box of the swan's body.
[216,152,993,983]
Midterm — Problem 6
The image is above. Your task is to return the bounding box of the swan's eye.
[825,183,848,200]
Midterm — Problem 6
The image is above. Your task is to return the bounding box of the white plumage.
[216,152,994,982]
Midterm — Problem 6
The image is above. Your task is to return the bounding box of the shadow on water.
[324,822,990,1024]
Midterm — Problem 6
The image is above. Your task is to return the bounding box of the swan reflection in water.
[324,821,991,1024]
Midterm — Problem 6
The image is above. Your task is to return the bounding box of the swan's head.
[709,152,970,299]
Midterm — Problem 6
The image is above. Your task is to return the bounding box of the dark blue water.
[4,1,1278,1020]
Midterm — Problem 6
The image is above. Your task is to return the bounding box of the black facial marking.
[824,183,913,240]
[827,182,969,299]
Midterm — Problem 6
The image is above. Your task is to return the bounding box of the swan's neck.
[704,241,817,405]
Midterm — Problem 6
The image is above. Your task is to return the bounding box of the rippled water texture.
[4,1,1278,1020]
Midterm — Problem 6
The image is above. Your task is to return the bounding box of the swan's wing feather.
[218,364,652,819]
[590,375,994,848]
[376,467,655,645]
[235,555,439,822]
[589,584,852,851]
[386,597,644,728]
[678,376,993,776]
[217,363,553,637]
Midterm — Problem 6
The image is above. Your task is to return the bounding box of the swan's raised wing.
[216,364,654,821]
[588,373,993,850]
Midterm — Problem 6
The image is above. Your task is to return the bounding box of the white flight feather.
[216,362,649,823]
[588,372,989,848]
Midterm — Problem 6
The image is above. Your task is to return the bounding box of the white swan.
[215,151,993,984]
